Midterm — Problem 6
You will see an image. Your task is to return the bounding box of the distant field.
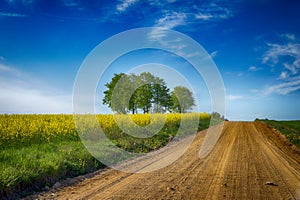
[0,113,213,199]
[255,119,300,148]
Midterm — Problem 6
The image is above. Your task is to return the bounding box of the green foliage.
[170,86,195,113]
[0,113,212,198]
[134,72,155,114]
[0,114,103,198]
[210,112,225,125]
[256,119,300,148]
[152,82,171,113]
[103,73,126,113]
[103,72,194,114]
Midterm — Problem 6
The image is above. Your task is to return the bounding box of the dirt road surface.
[28,122,300,199]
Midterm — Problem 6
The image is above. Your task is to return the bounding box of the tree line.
[103,72,195,114]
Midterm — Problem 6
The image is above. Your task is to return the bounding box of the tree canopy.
[103,72,195,114]
[170,86,195,113]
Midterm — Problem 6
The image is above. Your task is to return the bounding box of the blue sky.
[0,0,300,120]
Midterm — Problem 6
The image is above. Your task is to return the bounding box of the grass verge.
[255,119,300,148]
[0,141,104,199]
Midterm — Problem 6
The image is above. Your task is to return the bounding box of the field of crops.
[0,113,212,198]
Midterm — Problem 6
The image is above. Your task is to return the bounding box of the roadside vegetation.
[255,119,300,148]
[0,113,222,198]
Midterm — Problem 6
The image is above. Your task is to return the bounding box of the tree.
[152,81,171,113]
[136,72,154,114]
[128,74,140,114]
[103,73,125,113]
[103,73,134,114]
[103,72,193,114]
[170,86,195,113]
[128,72,171,114]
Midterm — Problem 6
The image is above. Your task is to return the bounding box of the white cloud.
[0,63,14,72]
[237,72,244,77]
[116,0,139,12]
[210,51,218,58]
[0,64,72,113]
[264,76,300,95]
[195,11,231,21]
[0,12,26,17]
[152,3,233,28]
[194,3,232,22]
[155,11,187,29]
[226,95,243,101]
[147,28,168,41]
[0,63,21,75]
[279,71,288,79]
[282,33,296,41]
[0,86,71,114]
[64,1,80,7]
[261,33,300,95]
[184,51,201,58]
[5,0,33,4]
[249,66,258,72]
[195,13,214,20]
[284,62,298,75]
[262,42,300,65]
[147,12,187,44]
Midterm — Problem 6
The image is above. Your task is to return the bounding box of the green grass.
[255,119,300,148]
[0,113,216,199]
[0,141,104,198]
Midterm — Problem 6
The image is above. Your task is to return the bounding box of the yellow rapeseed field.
[0,113,210,146]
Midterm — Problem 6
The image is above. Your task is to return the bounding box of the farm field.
[0,113,212,199]
[26,121,300,199]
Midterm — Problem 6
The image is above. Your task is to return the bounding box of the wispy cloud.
[248,66,263,72]
[4,0,34,5]
[0,63,12,72]
[237,72,244,77]
[145,0,237,47]
[116,0,139,12]
[0,63,72,113]
[0,12,26,17]
[210,50,218,58]
[264,76,300,95]
[195,13,214,21]
[148,12,187,42]
[279,71,288,79]
[281,33,296,41]
[155,11,187,29]
[262,42,300,66]
[262,33,300,95]
[227,95,244,101]
[194,4,232,21]
[154,1,233,27]
[63,1,80,7]
[0,63,21,75]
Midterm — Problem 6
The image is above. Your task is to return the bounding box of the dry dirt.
[27,122,300,199]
